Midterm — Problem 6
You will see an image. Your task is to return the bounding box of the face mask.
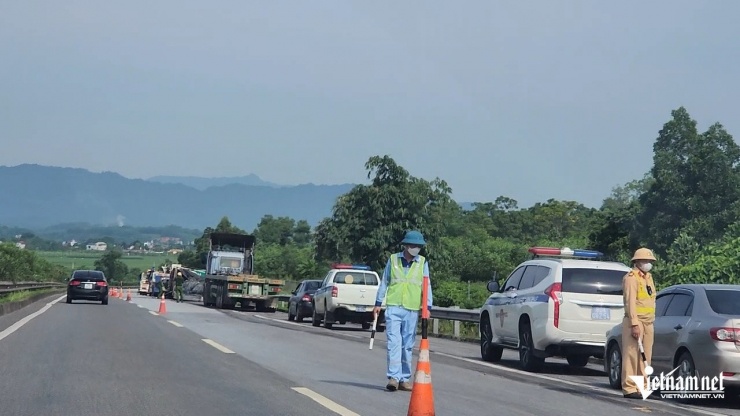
[639,263,653,273]
[406,247,421,257]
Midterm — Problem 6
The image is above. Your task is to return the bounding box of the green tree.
[94,248,128,282]
[639,107,740,255]
[590,174,653,258]
[253,215,298,245]
[314,155,454,271]
[293,220,312,246]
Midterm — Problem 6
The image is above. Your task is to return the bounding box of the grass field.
[36,250,178,271]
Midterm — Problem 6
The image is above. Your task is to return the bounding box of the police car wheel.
[607,342,621,389]
[518,322,544,372]
[480,316,503,362]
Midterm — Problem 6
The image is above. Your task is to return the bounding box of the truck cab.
[312,264,386,331]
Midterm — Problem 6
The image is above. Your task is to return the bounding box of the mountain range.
[0,164,355,231]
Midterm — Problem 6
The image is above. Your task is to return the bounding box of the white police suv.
[479,247,630,372]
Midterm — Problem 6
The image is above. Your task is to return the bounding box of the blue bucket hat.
[401,230,426,246]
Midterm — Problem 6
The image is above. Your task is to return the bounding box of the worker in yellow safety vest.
[622,247,657,399]
[373,230,433,392]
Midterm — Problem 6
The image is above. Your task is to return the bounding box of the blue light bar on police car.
[331,263,372,270]
[528,247,603,259]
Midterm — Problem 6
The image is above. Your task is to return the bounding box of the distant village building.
[86,242,108,251]
[15,241,26,249]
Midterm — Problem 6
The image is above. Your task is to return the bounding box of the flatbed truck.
[201,232,284,312]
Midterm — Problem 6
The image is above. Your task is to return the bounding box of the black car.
[288,279,323,322]
[67,270,109,305]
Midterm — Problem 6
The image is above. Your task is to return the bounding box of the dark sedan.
[67,270,109,305]
[288,279,323,322]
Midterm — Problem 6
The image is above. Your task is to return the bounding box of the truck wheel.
[362,322,370,330]
[312,306,321,327]
[215,285,223,309]
[202,282,210,307]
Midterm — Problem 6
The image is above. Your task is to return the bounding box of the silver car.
[604,284,740,396]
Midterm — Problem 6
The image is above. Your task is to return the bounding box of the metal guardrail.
[430,306,480,323]
[0,282,65,295]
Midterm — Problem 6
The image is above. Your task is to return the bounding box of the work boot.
[386,378,398,391]
[399,381,412,391]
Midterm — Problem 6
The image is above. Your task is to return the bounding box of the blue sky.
[2,1,738,208]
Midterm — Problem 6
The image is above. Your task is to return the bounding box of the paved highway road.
[1,293,738,416]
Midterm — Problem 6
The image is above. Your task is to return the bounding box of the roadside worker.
[621,247,657,399]
[175,271,184,303]
[154,273,162,298]
[373,230,433,392]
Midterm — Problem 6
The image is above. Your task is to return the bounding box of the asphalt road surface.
[0,293,738,416]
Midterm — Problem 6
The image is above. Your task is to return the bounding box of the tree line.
[4,107,737,308]
[173,107,740,308]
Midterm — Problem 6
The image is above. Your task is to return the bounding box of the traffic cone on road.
[407,337,435,416]
[157,294,167,315]
[126,289,132,302]
[119,289,124,299]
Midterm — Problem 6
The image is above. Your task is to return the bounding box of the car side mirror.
[487,280,500,293]
[291,291,297,295]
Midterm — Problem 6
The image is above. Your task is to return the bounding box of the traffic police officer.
[373,230,433,392]
[174,271,184,303]
[622,247,657,399]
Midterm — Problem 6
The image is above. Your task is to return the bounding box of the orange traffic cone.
[157,295,167,314]
[112,288,117,297]
[407,337,435,415]
[126,289,132,302]
[119,289,124,299]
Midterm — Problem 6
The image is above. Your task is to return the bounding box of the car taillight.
[96,281,107,287]
[69,280,81,286]
[228,284,240,290]
[544,283,563,328]
[710,327,740,342]
[331,286,338,297]
[302,295,311,302]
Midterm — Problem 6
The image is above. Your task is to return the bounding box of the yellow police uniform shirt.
[623,268,656,325]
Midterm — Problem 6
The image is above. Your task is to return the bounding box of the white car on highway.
[480,247,630,372]
[312,264,385,331]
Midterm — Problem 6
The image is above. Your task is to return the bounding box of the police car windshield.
[705,289,740,315]
[561,268,624,295]
[334,272,378,285]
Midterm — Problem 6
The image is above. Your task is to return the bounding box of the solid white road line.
[137,304,145,308]
[292,387,361,416]
[148,311,159,316]
[202,338,235,354]
[167,320,183,327]
[0,294,66,343]
[434,352,729,416]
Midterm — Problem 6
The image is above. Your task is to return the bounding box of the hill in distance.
[0,164,355,231]
[147,174,283,190]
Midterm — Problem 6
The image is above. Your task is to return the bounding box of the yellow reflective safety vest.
[623,268,656,325]
[386,254,425,310]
